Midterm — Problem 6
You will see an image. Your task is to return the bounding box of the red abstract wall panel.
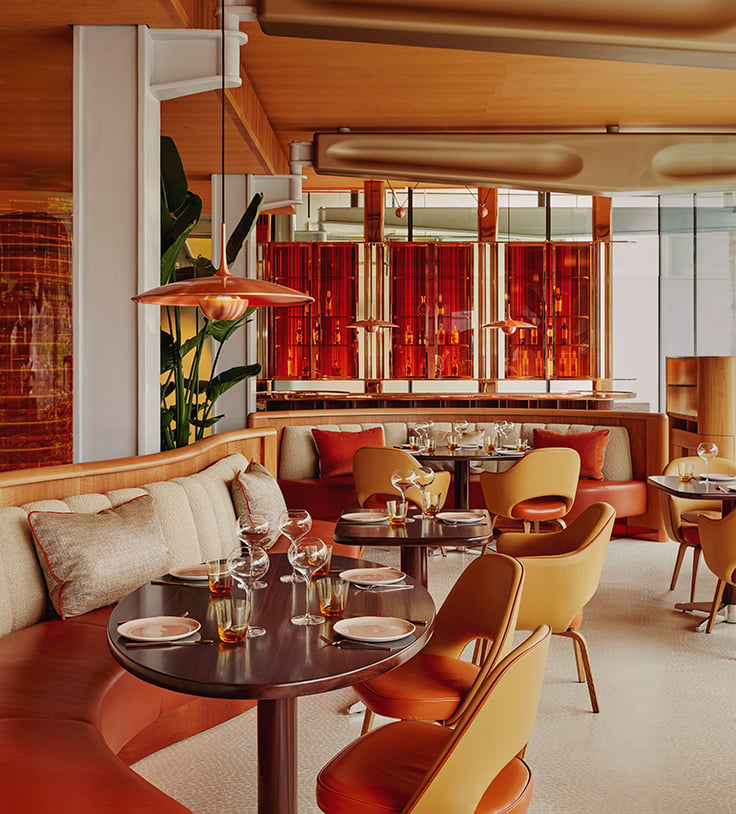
[0,212,73,470]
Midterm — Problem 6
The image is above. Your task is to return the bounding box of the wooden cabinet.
[263,243,359,380]
[389,243,474,380]
[666,356,736,459]
[504,242,598,380]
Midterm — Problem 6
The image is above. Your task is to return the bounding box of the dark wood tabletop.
[107,554,435,814]
[648,474,736,505]
[334,509,491,586]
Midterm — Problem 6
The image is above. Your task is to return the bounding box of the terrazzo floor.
[133,538,736,814]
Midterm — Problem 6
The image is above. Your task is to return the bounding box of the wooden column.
[593,195,613,382]
[364,180,385,243]
[478,187,498,242]
[593,196,612,241]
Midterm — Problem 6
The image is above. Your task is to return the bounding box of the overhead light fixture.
[134,0,312,319]
[483,312,535,336]
[348,317,397,333]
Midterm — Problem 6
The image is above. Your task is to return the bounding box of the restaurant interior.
[2,2,736,813]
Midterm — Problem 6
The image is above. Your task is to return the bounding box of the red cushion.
[312,427,385,478]
[533,428,609,480]
[316,718,532,814]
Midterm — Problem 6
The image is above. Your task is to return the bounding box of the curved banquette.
[248,407,668,540]
[0,427,355,813]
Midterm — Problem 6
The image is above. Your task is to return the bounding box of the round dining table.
[107,554,435,814]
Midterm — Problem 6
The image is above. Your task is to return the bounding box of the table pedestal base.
[258,697,296,814]
[400,546,427,588]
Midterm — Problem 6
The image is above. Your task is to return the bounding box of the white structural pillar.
[73,23,246,461]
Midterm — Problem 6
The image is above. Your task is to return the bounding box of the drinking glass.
[697,442,719,486]
[452,419,469,443]
[391,467,416,511]
[288,537,329,626]
[277,509,312,583]
[226,544,270,638]
[412,465,435,510]
[235,514,271,588]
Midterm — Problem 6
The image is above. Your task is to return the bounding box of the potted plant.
[159,135,263,450]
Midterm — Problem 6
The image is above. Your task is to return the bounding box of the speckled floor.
[133,538,736,814]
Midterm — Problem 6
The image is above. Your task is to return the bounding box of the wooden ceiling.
[3,0,736,207]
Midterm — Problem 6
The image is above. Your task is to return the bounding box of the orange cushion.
[316,719,532,814]
[533,428,609,480]
[511,496,569,522]
[355,653,480,723]
[312,427,385,478]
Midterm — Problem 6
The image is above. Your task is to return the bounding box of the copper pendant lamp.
[347,317,397,334]
[133,1,312,319]
[483,310,535,336]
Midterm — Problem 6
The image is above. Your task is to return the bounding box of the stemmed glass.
[278,509,312,583]
[412,465,435,511]
[697,441,719,487]
[495,420,512,448]
[226,544,270,638]
[288,537,329,626]
[452,419,469,445]
[391,468,417,511]
[235,514,270,588]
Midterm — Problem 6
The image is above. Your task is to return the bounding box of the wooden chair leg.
[480,516,497,555]
[571,636,586,683]
[559,629,599,713]
[361,708,376,735]
[689,546,701,603]
[670,543,687,591]
[472,637,489,667]
[522,520,531,533]
[706,580,727,634]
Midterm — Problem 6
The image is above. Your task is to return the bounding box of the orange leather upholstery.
[317,626,550,814]
[512,496,569,522]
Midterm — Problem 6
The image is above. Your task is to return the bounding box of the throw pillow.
[312,426,386,478]
[231,461,288,548]
[532,428,610,480]
[28,494,169,619]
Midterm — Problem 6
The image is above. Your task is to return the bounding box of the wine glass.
[278,509,312,583]
[226,544,270,638]
[391,467,417,511]
[412,465,435,510]
[452,419,469,444]
[697,441,719,487]
[235,514,270,588]
[288,537,329,626]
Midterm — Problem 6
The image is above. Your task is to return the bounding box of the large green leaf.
[206,364,261,402]
[160,329,180,373]
[226,192,264,264]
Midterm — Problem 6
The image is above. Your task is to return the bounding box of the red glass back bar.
[0,212,73,470]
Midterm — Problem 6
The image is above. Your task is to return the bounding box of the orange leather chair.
[696,509,736,633]
[353,446,450,510]
[316,626,551,814]
[480,447,580,536]
[496,502,615,713]
[355,551,524,734]
[659,456,735,603]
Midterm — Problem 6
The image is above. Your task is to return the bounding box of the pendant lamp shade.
[483,315,536,336]
[348,317,397,334]
[134,223,313,319]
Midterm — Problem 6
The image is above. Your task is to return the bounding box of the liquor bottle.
[518,329,526,346]
[520,350,529,376]
[312,323,321,344]
[302,356,310,377]
[450,324,460,345]
[331,358,341,376]
[405,360,413,377]
[530,326,538,345]
[295,323,303,344]
[418,328,426,345]
[417,295,427,316]
[437,322,446,345]
[554,287,563,316]
[535,352,543,377]
[334,322,342,345]
[287,350,294,377]
[437,293,445,317]
[561,322,569,345]
[451,356,459,376]
[420,357,427,376]
[404,323,414,345]
[325,289,332,314]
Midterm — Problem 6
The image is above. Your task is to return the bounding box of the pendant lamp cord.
[221,0,226,230]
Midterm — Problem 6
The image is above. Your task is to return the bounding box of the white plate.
[169,564,208,581]
[437,511,486,524]
[459,443,480,449]
[341,512,388,524]
[498,448,524,455]
[339,567,406,585]
[696,473,736,482]
[333,616,415,643]
[117,616,201,642]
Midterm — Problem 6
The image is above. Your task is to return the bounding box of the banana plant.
[159,136,263,450]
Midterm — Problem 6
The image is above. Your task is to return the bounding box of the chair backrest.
[479,447,581,517]
[660,456,736,543]
[426,551,524,724]
[404,625,551,814]
[697,509,736,586]
[352,446,449,508]
[496,502,615,632]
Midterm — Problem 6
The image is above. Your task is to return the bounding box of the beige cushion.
[231,461,288,548]
[27,494,169,619]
